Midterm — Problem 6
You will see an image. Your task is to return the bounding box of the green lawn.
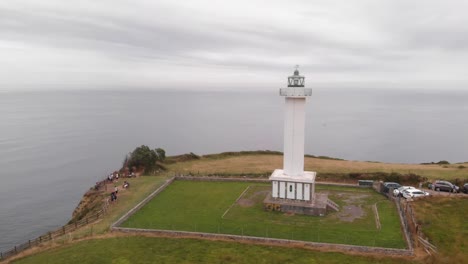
[13,236,418,264]
[121,181,406,248]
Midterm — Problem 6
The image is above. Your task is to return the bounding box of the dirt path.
[373,203,381,229]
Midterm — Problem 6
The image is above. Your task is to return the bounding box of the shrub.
[125,145,166,174]
[165,152,200,164]
[384,172,402,183]
[155,148,166,161]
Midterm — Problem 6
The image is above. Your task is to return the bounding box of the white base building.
[270,169,316,202]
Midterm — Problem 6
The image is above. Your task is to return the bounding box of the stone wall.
[280,204,327,216]
[112,227,413,256]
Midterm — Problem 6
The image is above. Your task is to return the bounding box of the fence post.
[49,232,52,240]
[14,246,17,254]
[63,226,66,235]
[29,240,31,247]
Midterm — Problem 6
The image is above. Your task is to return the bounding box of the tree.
[127,145,158,173]
[122,152,131,168]
[155,148,166,161]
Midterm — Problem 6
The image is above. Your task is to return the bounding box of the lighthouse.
[282,67,311,178]
[264,68,328,216]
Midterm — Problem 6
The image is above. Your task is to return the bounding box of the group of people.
[110,190,118,201]
[107,171,137,183]
[109,180,131,202]
[107,173,119,182]
[123,181,130,189]
[88,171,137,203]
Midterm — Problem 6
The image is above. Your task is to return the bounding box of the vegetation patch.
[165,152,201,164]
[166,154,468,182]
[412,196,468,263]
[122,145,166,174]
[121,181,406,248]
[203,150,283,159]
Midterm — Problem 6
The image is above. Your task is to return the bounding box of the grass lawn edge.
[112,176,413,257]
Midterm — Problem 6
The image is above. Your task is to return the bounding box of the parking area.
[375,181,468,200]
[425,189,468,197]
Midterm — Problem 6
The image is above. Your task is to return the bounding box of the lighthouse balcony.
[280,87,312,97]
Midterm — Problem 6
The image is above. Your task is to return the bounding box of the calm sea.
[0,89,467,251]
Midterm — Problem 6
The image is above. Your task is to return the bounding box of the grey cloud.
[1,0,467,91]
[405,28,468,51]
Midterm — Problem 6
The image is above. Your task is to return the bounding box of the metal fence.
[0,203,108,261]
[396,197,437,255]
[376,183,437,255]
[118,220,406,249]
[371,181,414,251]
[394,196,414,251]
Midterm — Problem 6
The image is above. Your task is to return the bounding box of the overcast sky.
[1,0,468,91]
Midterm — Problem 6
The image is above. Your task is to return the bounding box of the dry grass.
[167,155,468,181]
[412,196,468,263]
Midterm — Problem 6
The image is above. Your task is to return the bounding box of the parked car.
[383,182,401,193]
[462,183,468,194]
[432,180,459,193]
[402,189,430,199]
[393,186,415,197]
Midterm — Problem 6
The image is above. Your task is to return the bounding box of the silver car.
[393,186,415,197]
[402,189,430,199]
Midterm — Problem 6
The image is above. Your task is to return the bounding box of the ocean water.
[0,89,467,251]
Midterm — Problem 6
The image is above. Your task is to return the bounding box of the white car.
[402,189,430,199]
[393,186,415,197]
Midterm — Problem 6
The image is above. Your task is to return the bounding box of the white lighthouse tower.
[263,67,330,216]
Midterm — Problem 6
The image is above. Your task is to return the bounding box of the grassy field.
[167,154,468,181]
[412,197,468,264]
[9,152,467,263]
[120,181,406,248]
[13,236,419,264]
